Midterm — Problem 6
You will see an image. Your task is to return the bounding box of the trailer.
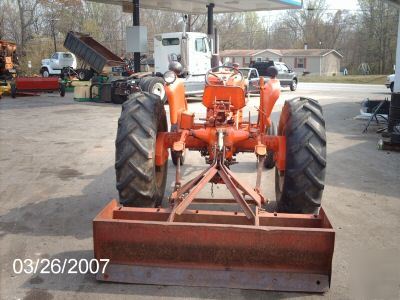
[10,77,65,98]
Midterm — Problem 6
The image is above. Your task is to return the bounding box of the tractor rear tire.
[264,121,277,169]
[275,97,326,214]
[115,92,168,207]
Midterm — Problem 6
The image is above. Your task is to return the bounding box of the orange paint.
[155,72,285,170]
[165,79,188,125]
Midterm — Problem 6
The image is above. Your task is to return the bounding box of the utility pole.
[133,0,140,73]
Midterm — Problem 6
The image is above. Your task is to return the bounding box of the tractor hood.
[86,0,302,13]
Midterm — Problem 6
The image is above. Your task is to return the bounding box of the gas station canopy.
[87,0,303,13]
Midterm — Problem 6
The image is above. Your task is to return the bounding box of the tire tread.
[276,97,326,214]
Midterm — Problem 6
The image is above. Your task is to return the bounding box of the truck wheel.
[139,77,152,91]
[147,77,167,103]
[115,92,168,207]
[77,70,86,81]
[264,121,277,169]
[111,85,127,104]
[11,84,16,98]
[290,79,297,91]
[41,68,49,78]
[59,83,66,97]
[275,97,326,214]
[77,69,93,81]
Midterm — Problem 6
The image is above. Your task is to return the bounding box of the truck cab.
[154,32,212,76]
[41,52,77,77]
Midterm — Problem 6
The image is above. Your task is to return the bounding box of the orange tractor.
[93,63,334,292]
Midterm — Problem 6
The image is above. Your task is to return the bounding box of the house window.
[295,57,306,68]
[256,57,262,62]
[245,57,250,64]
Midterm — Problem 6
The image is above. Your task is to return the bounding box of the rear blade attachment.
[93,199,335,292]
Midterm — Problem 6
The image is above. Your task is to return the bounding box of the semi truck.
[153,31,212,94]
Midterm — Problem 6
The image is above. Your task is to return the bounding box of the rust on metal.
[93,200,335,292]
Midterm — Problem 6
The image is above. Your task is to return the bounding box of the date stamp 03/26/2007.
[12,258,110,275]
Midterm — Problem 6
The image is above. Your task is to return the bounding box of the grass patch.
[299,75,387,85]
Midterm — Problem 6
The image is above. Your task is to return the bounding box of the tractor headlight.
[163,71,176,85]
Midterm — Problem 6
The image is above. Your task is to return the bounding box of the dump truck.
[0,40,18,80]
[64,31,166,103]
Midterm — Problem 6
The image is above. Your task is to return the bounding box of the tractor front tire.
[147,77,167,103]
[264,121,277,169]
[115,92,168,207]
[275,97,326,214]
[170,124,186,166]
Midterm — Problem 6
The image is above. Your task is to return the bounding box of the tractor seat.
[202,85,246,110]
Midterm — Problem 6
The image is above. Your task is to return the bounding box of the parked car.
[239,67,260,94]
[249,60,298,91]
[385,74,395,92]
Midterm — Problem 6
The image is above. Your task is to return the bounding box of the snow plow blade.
[93,200,335,292]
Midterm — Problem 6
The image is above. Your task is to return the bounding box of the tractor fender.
[259,77,280,132]
[164,78,187,125]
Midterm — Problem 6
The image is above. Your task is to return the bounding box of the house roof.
[220,48,343,58]
[219,49,268,57]
[278,49,343,58]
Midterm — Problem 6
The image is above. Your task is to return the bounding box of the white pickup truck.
[40,52,77,77]
[385,74,395,92]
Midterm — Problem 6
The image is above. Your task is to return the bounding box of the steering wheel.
[205,65,244,86]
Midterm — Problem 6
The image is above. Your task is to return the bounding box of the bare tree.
[16,0,40,55]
